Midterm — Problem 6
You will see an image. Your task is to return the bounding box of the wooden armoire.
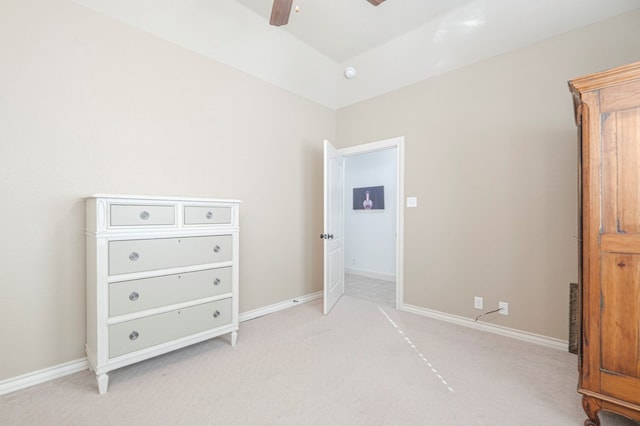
[569,61,640,426]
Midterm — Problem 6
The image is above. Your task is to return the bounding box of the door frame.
[339,136,405,309]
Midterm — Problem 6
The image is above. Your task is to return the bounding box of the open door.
[323,140,345,314]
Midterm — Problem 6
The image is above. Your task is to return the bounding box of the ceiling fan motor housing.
[270,0,386,27]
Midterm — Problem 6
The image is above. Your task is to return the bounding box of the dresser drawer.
[108,235,232,275]
[109,298,232,358]
[109,267,233,317]
[184,206,232,225]
[110,204,175,226]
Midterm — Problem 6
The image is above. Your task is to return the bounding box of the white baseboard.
[345,268,395,282]
[0,358,88,396]
[0,291,323,396]
[400,303,568,351]
[1,293,564,397]
[239,291,322,322]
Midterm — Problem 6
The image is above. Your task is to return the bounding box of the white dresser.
[85,194,240,394]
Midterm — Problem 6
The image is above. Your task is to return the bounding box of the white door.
[323,139,345,314]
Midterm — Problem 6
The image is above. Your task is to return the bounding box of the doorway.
[339,137,404,309]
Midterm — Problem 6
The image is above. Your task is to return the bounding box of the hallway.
[344,273,395,307]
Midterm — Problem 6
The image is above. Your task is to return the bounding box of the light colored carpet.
[1,294,638,425]
[345,273,396,307]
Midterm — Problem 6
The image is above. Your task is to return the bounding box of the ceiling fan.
[270,0,386,27]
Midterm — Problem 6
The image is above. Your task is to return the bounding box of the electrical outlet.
[474,296,483,310]
[499,301,509,315]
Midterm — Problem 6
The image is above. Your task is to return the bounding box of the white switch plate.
[406,197,418,208]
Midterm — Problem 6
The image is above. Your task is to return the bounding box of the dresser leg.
[230,331,238,347]
[582,395,601,426]
[97,373,109,395]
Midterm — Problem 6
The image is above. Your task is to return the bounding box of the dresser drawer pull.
[213,278,221,286]
[139,211,150,220]
[129,331,139,341]
[206,211,213,219]
[213,310,221,318]
[213,245,221,253]
[129,292,139,301]
[129,252,139,261]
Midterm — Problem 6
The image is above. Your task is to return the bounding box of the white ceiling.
[74,0,640,109]
[235,0,474,62]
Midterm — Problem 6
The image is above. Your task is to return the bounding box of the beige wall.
[336,10,640,340]
[0,0,331,380]
[2,0,639,384]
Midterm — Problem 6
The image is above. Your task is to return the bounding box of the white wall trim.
[2,295,566,397]
[239,291,323,322]
[0,291,323,396]
[339,136,405,311]
[0,358,89,396]
[400,303,568,351]
[345,268,395,283]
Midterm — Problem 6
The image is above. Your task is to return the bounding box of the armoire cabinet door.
[599,253,640,404]
[597,93,640,405]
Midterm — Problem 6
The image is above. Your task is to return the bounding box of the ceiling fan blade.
[270,0,293,26]
[366,0,386,5]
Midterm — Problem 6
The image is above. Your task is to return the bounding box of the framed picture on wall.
[353,186,384,210]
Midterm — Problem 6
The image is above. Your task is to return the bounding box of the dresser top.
[89,194,242,203]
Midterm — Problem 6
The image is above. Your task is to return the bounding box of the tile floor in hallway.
[344,273,396,307]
